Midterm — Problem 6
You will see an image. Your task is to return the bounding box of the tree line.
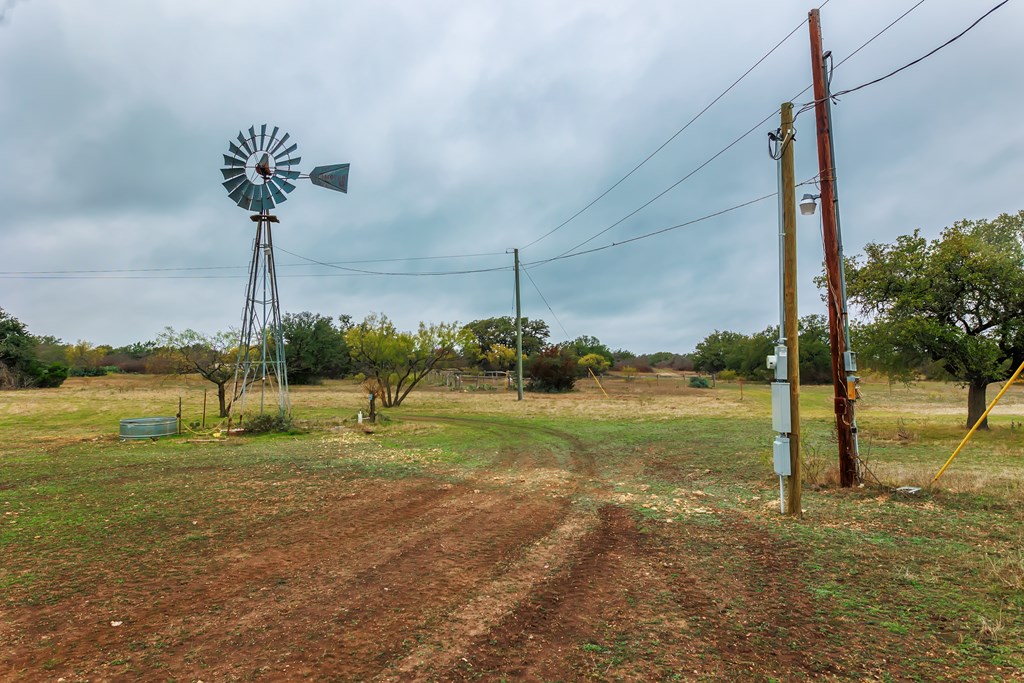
[4,211,1021,426]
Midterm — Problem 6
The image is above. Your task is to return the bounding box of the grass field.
[1,374,1022,681]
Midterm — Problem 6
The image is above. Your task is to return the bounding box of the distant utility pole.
[514,248,524,401]
[809,9,859,487]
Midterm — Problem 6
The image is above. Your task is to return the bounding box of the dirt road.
[0,417,972,681]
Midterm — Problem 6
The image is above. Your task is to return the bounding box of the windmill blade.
[261,190,276,211]
[227,142,247,160]
[222,154,245,168]
[236,132,253,156]
[228,181,251,207]
[269,132,289,156]
[270,175,296,193]
[309,163,350,194]
[245,184,263,212]
[266,180,287,206]
[221,167,246,180]
[274,143,298,161]
[259,124,267,150]
[269,126,279,144]
[276,169,301,180]
[247,126,258,154]
[222,175,248,193]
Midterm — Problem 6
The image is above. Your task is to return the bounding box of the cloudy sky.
[2,0,1021,354]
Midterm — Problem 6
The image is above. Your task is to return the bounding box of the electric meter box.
[773,436,791,476]
[771,382,791,433]
[844,350,858,372]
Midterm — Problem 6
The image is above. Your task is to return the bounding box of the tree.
[158,328,238,417]
[104,340,158,373]
[463,317,550,360]
[526,345,578,392]
[65,340,107,376]
[0,308,68,389]
[796,314,833,385]
[692,330,746,378]
[845,212,1024,429]
[346,313,476,407]
[578,352,611,375]
[568,335,613,366]
[282,311,351,384]
[483,343,517,372]
[691,318,833,383]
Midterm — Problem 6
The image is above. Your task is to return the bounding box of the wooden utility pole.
[514,248,524,401]
[809,9,858,487]
[781,102,802,514]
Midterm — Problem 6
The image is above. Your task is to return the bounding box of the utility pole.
[769,104,802,516]
[514,248,524,401]
[780,103,801,515]
[809,9,859,487]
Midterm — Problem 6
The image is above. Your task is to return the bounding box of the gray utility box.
[773,436,791,476]
[771,382,792,433]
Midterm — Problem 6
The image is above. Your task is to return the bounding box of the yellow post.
[932,359,1024,483]
[588,367,609,398]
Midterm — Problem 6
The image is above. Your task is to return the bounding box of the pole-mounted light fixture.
[799,193,820,216]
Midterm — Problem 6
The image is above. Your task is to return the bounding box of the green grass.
[2,374,1023,678]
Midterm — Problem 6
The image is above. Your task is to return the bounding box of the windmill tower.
[220,124,350,421]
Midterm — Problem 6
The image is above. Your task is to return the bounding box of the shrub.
[526,346,577,393]
[243,413,294,434]
[689,376,711,388]
[69,366,108,377]
[717,369,738,382]
[35,363,69,388]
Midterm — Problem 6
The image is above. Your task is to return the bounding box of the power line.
[527,190,777,267]
[798,0,1010,115]
[522,268,572,342]
[541,0,984,262]
[275,246,512,277]
[0,250,508,277]
[831,0,1010,98]
[516,2,831,253]
[551,109,783,259]
[832,0,929,70]
[526,178,819,269]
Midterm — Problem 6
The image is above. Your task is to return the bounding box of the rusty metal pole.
[809,9,858,487]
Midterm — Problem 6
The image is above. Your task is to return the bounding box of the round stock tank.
[119,416,178,440]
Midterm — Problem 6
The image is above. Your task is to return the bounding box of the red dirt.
[1,421,1009,682]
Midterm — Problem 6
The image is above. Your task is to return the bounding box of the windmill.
[220,124,350,421]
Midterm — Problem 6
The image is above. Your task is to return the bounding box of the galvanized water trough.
[119,416,178,440]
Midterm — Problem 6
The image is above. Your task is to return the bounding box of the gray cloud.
[2,0,1022,354]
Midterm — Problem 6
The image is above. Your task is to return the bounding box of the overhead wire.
[516,1,832,253]
[831,0,928,70]
[522,268,572,342]
[796,0,1010,116]
[546,0,978,262]
[0,250,509,277]
[274,246,512,277]
[829,0,1010,99]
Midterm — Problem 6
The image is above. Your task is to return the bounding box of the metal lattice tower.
[235,211,290,417]
[219,124,350,422]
